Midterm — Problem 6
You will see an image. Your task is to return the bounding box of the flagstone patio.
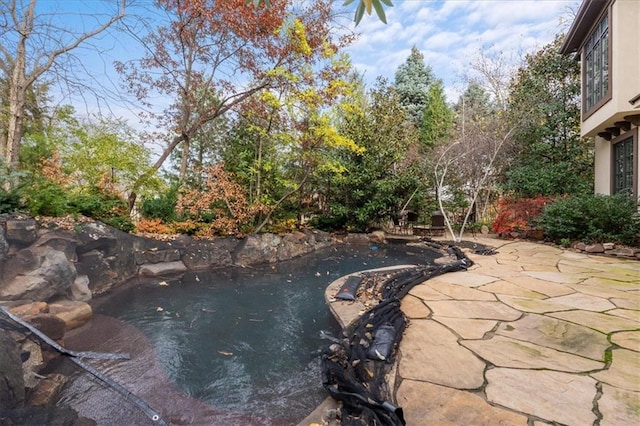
[305,237,640,426]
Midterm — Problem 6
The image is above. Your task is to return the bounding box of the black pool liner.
[321,238,476,425]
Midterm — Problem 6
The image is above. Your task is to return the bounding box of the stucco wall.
[582,0,640,137]
[594,135,611,194]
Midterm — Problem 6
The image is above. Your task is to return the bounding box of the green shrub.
[140,185,179,222]
[0,159,26,213]
[68,190,126,219]
[310,213,349,232]
[103,216,135,233]
[21,178,70,217]
[539,193,640,245]
[0,190,22,213]
[68,188,132,231]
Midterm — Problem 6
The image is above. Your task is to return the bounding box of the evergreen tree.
[420,79,454,148]
[455,80,493,120]
[394,46,434,129]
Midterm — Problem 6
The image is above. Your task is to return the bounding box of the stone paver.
[497,294,574,313]
[477,280,547,299]
[307,238,640,426]
[549,310,640,334]
[567,281,636,299]
[591,349,640,392]
[495,313,609,360]
[396,380,528,426]
[428,280,497,301]
[598,384,640,426]
[461,335,604,372]
[425,271,500,288]
[408,284,451,301]
[398,319,485,389]
[499,274,576,297]
[485,368,598,425]
[611,330,640,352]
[425,300,522,321]
[522,270,586,284]
[431,316,497,339]
[545,292,616,311]
[608,308,640,321]
[399,294,431,318]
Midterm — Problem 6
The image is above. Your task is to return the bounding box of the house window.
[612,135,634,195]
[584,14,609,113]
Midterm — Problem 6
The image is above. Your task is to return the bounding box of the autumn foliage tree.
[118,0,352,210]
[177,163,267,236]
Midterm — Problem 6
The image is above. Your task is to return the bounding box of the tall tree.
[434,65,516,241]
[394,46,434,131]
[327,77,423,231]
[455,80,493,118]
[118,0,353,210]
[420,79,454,148]
[505,34,592,197]
[0,0,127,177]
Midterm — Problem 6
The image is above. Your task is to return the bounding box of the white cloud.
[344,0,581,102]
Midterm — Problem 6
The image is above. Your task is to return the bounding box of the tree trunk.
[179,136,190,182]
[6,67,26,173]
[3,1,32,179]
[128,133,185,211]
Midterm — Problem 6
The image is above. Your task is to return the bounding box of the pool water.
[94,242,440,423]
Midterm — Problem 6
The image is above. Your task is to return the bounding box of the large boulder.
[48,300,92,331]
[0,225,8,263]
[28,373,67,407]
[277,231,315,261]
[139,261,187,276]
[134,247,181,264]
[0,218,337,301]
[75,249,120,295]
[0,330,25,409]
[9,301,49,316]
[3,219,37,249]
[33,232,80,262]
[235,233,281,265]
[182,238,237,269]
[74,222,143,294]
[67,275,92,302]
[0,247,77,301]
[21,338,45,389]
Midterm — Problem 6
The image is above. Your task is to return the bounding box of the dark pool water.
[93,242,440,423]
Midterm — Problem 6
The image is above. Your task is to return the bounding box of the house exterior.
[560,0,640,198]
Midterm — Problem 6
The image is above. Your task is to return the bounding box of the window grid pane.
[584,15,608,111]
[613,137,634,194]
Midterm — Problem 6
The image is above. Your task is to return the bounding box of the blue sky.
[344,0,581,101]
[37,0,582,119]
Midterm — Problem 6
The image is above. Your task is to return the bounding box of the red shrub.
[492,196,555,235]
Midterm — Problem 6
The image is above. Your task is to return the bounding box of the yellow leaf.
[363,0,373,14]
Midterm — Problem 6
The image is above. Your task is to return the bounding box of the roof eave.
[560,0,610,55]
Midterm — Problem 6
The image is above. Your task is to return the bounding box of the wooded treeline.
[5,0,632,244]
